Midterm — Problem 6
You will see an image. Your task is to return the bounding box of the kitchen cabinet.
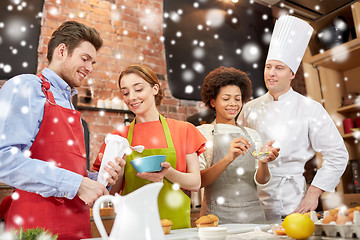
[303,1,360,209]
[90,207,115,238]
[0,182,13,208]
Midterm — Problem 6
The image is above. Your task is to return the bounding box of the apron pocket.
[208,199,266,224]
[211,199,262,208]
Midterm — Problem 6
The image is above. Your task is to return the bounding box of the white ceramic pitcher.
[93,182,165,240]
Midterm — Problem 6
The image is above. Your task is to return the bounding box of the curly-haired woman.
[197,66,280,224]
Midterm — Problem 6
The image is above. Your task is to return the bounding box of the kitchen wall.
[0,0,206,169]
[0,0,307,170]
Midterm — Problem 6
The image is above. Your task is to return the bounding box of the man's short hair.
[47,21,103,63]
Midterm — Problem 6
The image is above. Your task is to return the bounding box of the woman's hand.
[225,137,251,163]
[136,161,171,182]
[259,140,280,163]
[98,153,126,186]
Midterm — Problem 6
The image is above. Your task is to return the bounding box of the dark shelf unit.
[75,105,133,114]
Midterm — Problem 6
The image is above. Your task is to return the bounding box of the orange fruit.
[329,209,338,216]
[323,215,337,224]
[349,212,354,221]
[282,213,315,239]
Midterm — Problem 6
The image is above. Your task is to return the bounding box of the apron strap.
[127,114,175,150]
[278,175,302,210]
[37,73,56,105]
[127,118,136,144]
[159,114,175,149]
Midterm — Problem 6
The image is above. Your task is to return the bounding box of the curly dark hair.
[201,66,253,111]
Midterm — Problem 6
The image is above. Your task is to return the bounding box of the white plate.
[81,224,271,240]
[165,224,271,240]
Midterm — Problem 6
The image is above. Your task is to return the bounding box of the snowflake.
[13,215,24,225]
[205,9,225,28]
[193,62,205,73]
[323,192,343,209]
[236,167,245,176]
[185,85,194,94]
[193,47,205,59]
[12,192,20,200]
[21,106,29,114]
[165,190,184,208]
[172,183,180,191]
[216,196,225,205]
[23,149,31,157]
[10,147,18,155]
[182,70,194,82]
[68,116,74,123]
[205,140,213,149]
[67,139,74,146]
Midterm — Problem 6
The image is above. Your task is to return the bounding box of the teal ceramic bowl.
[130,155,166,173]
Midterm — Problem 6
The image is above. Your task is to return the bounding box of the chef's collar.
[41,68,78,96]
[267,87,294,102]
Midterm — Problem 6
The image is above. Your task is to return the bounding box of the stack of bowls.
[198,227,227,240]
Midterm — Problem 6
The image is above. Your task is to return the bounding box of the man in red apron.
[0,21,123,239]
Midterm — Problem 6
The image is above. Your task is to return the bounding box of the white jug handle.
[93,195,115,240]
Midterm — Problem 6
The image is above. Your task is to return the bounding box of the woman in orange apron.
[93,64,207,229]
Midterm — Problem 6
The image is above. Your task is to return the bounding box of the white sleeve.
[196,125,214,170]
[199,153,208,170]
[309,103,349,192]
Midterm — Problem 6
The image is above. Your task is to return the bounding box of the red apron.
[6,74,91,240]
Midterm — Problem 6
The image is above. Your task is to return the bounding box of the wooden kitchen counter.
[90,207,115,238]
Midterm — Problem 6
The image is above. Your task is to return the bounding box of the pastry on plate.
[161,219,173,235]
[195,214,219,228]
[207,214,219,227]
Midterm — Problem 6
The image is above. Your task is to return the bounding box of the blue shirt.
[0,68,98,199]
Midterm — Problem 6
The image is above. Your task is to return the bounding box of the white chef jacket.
[238,88,348,219]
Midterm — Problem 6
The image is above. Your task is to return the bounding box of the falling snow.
[163,0,273,100]
[0,0,44,79]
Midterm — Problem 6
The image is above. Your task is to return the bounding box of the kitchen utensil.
[130,155,166,173]
[93,182,165,240]
[97,134,144,186]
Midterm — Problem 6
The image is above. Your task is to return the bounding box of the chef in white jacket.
[238,15,348,220]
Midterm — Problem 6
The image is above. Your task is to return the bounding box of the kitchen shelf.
[343,132,360,139]
[0,184,11,189]
[341,193,360,208]
[309,37,360,71]
[337,103,360,114]
[304,1,360,205]
[75,105,133,114]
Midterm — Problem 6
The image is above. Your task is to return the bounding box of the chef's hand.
[293,185,323,214]
[259,140,280,163]
[136,162,171,182]
[97,153,126,186]
[225,137,251,162]
[77,177,109,206]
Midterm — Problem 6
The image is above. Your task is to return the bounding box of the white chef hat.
[266,15,314,74]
